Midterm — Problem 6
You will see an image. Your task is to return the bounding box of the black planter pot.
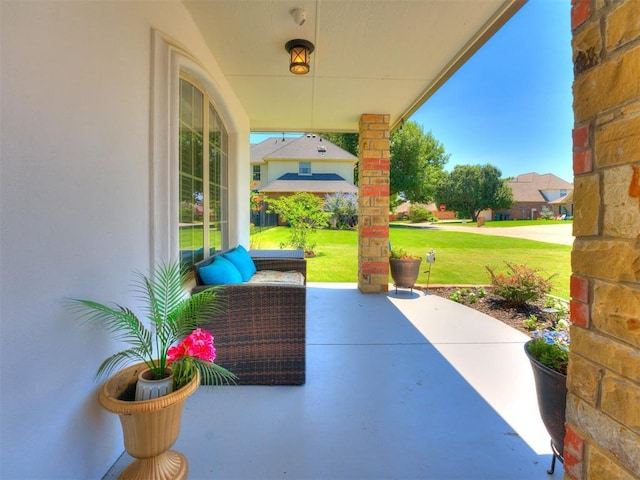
[524,340,568,474]
[389,257,422,293]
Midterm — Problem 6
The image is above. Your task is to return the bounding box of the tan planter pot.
[99,362,199,480]
[389,257,422,292]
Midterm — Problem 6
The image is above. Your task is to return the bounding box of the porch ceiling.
[182,0,526,133]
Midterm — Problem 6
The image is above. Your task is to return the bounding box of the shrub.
[539,206,554,220]
[325,192,358,229]
[265,192,330,255]
[408,204,438,223]
[486,263,555,307]
[448,287,484,305]
[524,315,539,331]
[544,296,569,319]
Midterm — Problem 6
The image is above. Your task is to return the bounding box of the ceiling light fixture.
[285,39,315,75]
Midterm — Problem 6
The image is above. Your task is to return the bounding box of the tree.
[390,121,449,207]
[265,192,331,256]
[434,164,513,221]
[318,132,358,157]
[325,192,358,229]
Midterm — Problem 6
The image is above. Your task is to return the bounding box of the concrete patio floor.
[105,282,564,480]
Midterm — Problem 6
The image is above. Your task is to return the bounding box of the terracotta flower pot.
[389,257,422,292]
[524,340,567,474]
[99,362,199,480]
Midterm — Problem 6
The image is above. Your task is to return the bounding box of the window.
[252,165,261,182]
[299,162,311,175]
[560,189,567,196]
[179,77,228,269]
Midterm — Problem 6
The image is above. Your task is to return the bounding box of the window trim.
[151,30,240,266]
[299,161,312,176]
[178,75,230,266]
[252,165,261,182]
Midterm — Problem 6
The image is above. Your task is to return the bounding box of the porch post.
[566,1,640,478]
[357,114,390,293]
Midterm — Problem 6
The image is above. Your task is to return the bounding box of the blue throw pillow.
[198,256,242,285]
[223,245,257,282]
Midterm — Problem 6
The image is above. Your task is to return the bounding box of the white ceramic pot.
[135,367,173,401]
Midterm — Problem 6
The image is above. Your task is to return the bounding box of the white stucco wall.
[0,1,249,478]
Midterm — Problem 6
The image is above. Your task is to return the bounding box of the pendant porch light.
[285,39,315,75]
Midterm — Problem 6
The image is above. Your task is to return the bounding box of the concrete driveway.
[429,223,574,246]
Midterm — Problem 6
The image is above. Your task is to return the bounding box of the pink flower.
[168,328,216,363]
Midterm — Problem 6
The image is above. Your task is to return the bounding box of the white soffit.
[182,0,525,133]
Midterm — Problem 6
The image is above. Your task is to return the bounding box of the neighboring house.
[392,201,455,221]
[251,134,358,225]
[496,172,573,220]
[251,133,358,198]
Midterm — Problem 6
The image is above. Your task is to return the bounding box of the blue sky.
[411,0,574,182]
[251,1,574,182]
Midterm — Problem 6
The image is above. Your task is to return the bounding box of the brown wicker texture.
[191,251,307,385]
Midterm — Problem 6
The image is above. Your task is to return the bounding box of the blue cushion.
[223,245,257,282]
[198,256,242,285]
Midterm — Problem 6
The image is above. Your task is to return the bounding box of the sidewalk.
[407,222,574,246]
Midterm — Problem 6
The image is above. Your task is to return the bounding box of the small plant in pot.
[524,319,570,474]
[389,247,422,292]
[527,322,570,375]
[67,259,237,479]
[67,259,236,400]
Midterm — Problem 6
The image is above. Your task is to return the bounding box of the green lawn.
[392,219,572,228]
[250,226,571,299]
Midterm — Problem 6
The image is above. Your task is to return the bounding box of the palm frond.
[194,358,238,386]
[95,347,151,380]
[136,262,191,342]
[178,287,226,329]
[146,260,187,324]
[68,258,233,383]
[65,299,153,351]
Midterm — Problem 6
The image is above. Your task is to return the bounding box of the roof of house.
[259,173,358,194]
[251,134,357,164]
[550,190,574,205]
[507,173,573,203]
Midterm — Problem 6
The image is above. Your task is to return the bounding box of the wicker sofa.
[191,249,306,385]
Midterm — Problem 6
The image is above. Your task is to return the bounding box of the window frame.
[299,161,312,176]
[151,30,242,268]
[252,165,261,182]
[178,74,230,268]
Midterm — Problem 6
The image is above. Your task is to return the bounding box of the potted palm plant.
[389,247,422,293]
[67,260,236,480]
[524,321,569,475]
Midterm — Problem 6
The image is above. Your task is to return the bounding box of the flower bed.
[426,286,566,337]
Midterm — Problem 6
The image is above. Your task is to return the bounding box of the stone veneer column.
[358,114,390,293]
[567,1,640,479]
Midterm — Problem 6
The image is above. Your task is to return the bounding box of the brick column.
[358,114,390,293]
[567,1,640,478]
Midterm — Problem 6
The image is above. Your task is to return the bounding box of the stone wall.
[567,1,640,478]
[358,114,390,293]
